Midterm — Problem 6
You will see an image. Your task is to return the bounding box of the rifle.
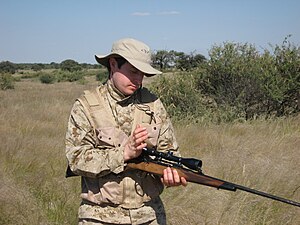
[127,148,300,207]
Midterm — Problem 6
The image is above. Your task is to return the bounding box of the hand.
[124,125,148,161]
[161,167,187,187]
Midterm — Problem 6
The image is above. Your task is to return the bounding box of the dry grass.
[0,80,95,224]
[164,120,300,225]
[0,79,299,224]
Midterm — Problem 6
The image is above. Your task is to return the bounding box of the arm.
[65,101,124,178]
[65,101,152,178]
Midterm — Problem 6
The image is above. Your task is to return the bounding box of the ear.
[109,58,117,72]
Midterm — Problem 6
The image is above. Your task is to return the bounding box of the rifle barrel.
[198,174,300,207]
[232,183,300,207]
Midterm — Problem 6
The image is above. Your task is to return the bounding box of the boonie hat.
[95,38,162,76]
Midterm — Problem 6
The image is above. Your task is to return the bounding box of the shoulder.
[78,84,106,105]
[83,83,106,97]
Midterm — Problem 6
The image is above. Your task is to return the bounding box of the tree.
[60,59,82,72]
[31,63,45,72]
[152,50,206,71]
[175,51,206,71]
[152,50,175,70]
[50,62,60,69]
[0,61,17,74]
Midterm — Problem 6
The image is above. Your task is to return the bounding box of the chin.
[123,90,135,96]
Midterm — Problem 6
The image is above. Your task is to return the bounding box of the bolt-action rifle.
[127,148,300,207]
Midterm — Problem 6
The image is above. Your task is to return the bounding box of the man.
[65,38,187,225]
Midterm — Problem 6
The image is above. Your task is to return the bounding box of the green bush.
[60,59,82,72]
[151,37,300,123]
[0,61,17,74]
[269,37,300,116]
[96,69,108,83]
[56,70,84,82]
[39,73,56,84]
[202,42,265,119]
[150,71,217,122]
[200,38,299,120]
[20,72,40,79]
[0,73,15,90]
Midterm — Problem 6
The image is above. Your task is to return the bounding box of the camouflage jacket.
[65,80,178,224]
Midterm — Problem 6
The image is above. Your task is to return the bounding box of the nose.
[133,72,144,84]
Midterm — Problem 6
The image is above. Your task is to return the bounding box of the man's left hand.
[161,167,187,187]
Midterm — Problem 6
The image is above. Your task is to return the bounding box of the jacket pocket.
[141,123,162,148]
[96,127,128,148]
[81,175,123,205]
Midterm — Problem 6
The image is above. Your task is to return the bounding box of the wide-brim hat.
[95,38,162,77]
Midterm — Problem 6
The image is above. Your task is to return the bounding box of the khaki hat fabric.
[95,38,162,76]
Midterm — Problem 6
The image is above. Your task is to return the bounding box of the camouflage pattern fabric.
[65,80,178,224]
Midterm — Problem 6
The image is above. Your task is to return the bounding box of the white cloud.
[157,11,180,15]
[131,12,151,16]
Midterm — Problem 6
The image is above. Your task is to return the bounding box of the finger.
[136,142,147,150]
[181,177,188,187]
[134,131,148,141]
[134,136,148,148]
[133,130,148,145]
[172,169,181,184]
[166,167,174,186]
[133,125,147,135]
[134,128,147,136]
[162,168,170,186]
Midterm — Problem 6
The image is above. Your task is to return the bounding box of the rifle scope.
[143,148,202,172]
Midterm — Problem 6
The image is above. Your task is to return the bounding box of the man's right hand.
[123,125,148,161]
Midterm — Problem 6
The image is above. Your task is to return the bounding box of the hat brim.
[95,54,162,77]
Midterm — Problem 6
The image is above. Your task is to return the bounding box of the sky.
[1,0,300,64]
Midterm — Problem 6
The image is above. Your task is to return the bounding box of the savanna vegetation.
[0,37,299,224]
[151,36,300,122]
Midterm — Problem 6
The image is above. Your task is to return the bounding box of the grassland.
[0,77,299,224]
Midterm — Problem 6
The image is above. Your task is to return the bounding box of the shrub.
[150,71,219,122]
[151,37,300,123]
[56,70,84,82]
[66,71,84,82]
[0,61,17,74]
[39,73,56,84]
[199,38,300,120]
[269,37,300,116]
[96,69,108,83]
[60,59,82,72]
[0,73,15,90]
[203,42,264,118]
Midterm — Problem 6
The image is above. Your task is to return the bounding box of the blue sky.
[1,0,299,63]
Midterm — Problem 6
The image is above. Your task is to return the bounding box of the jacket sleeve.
[65,101,125,178]
[154,98,180,156]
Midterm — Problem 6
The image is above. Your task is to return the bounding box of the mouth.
[130,83,140,89]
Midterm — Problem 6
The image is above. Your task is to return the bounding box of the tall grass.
[165,119,300,225]
[0,80,96,224]
[0,79,299,224]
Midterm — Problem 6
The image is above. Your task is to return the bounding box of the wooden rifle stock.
[127,148,300,208]
[127,161,236,191]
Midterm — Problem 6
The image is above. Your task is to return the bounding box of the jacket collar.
[106,79,140,104]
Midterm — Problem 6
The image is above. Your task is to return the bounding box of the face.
[109,58,145,96]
